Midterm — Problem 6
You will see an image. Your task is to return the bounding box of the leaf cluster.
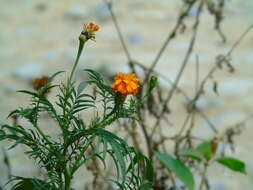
[0,70,154,189]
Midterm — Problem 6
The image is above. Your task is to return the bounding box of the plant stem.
[64,168,72,190]
[199,162,209,190]
[70,39,85,81]
[62,38,86,190]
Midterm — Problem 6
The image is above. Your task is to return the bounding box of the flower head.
[33,76,49,90]
[112,73,141,97]
[80,23,100,41]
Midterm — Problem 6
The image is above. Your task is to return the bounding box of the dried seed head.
[33,76,49,90]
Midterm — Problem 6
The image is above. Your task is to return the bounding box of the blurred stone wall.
[0,0,253,189]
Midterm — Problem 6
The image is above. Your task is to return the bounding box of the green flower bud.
[149,76,158,92]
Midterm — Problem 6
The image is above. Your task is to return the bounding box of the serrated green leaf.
[217,157,247,174]
[108,138,127,180]
[155,152,195,190]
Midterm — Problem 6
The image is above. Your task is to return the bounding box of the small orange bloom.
[112,73,141,97]
[33,76,49,90]
[81,23,100,40]
[84,23,100,33]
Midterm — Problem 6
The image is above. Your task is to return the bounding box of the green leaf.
[7,110,20,118]
[48,71,64,83]
[8,137,25,150]
[84,69,103,82]
[216,157,247,174]
[17,90,38,97]
[196,141,212,160]
[107,137,127,180]
[129,152,154,182]
[93,129,129,181]
[143,156,154,182]
[155,152,195,190]
[9,177,54,190]
[179,148,202,162]
[179,141,213,162]
[138,180,152,190]
[0,130,6,140]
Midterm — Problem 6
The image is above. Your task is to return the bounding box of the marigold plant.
[0,23,157,190]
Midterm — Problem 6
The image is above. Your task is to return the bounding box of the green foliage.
[0,68,154,190]
[155,152,195,190]
[195,141,212,161]
[8,177,56,190]
[216,157,247,174]
[179,140,247,175]
[179,141,213,162]
[178,148,202,162]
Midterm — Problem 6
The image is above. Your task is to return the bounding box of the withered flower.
[33,76,49,90]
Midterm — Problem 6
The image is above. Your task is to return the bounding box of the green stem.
[64,168,72,190]
[70,39,85,81]
[33,102,53,147]
[62,37,87,190]
[70,136,94,175]
[99,94,125,128]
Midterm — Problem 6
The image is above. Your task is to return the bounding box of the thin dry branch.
[144,0,197,84]
[152,0,205,133]
[104,0,136,73]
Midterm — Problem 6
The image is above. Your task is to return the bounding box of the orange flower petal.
[111,73,141,97]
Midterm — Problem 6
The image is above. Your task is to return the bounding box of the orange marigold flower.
[112,73,141,97]
[80,23,100,40]
[33,76,49,90]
